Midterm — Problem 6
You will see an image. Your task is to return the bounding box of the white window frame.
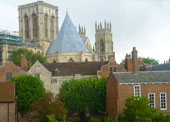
[160,92,167,110]
[148,93,155,109]
[133,85,141,97]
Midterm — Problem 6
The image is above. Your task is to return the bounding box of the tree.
[9,48,46,68]
[120,96,156,122]
[120,59,125,65]
[30,92,66,122]
[60,77,107,122]
[118,96,170,122]
[8,75,45,114]
[142,57,159,65]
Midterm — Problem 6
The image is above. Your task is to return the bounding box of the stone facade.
[95,21,115,61]
[27,61,97,94]
[47,52,94,63]
[18,1,58,55]
[0,31,42,65]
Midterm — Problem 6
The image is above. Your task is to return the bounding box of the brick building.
[106,47,170,121]
[0,82,17,122]
[0,55,27,82]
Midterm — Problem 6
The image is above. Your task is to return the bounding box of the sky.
[0,0,170,63]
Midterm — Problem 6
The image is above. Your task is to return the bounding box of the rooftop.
[46,12,88,55]
[43,61,107,76]
[113,71,170,84]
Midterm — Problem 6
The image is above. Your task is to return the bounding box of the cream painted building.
[28,61,107,94]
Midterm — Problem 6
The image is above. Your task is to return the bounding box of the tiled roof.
[0,82,15,102]
[113,71,170,84]
[43,61,107,76]
[149,63,170,71]
[46,12,88,55]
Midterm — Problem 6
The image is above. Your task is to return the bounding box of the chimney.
[20,55,28,71]
[132,47,138,74]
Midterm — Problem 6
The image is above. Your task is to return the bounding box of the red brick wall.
[0,62,25,82]
[20,55,28,71]
[118,83,170,114]
[106,73,119,121]
[0,102,16,122]
[97,58,125,78]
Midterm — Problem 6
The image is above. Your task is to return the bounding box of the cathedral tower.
[18,1,59,55]
[95,21,115,61]
[79,25,86,38]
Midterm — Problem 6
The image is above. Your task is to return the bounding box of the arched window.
[32,14,38,38]
[53,60,56,63]
[100,40,105,52]
[24,15,29,39]
[85,58,88,62]
[68,58,74,62]
[44,14,48,38]
[51,16,55,40]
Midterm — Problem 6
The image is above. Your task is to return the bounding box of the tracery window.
[44,14,48,38]
[51,16,55,40]
[24,15,29,39]
[69,58,74,62]
[32,14,38,38]
[100,40,105,52]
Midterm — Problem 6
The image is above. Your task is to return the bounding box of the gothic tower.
[18,1,59,55]
[95,21,115,61]
[78,25,86,38]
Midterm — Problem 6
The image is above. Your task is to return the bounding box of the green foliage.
[120,96,157,122]
[9,48,46,68]
[142,57,159,65]
[152,113,170,122]
[31,53,47,65]
[89,117,114,122]
[60,77,107,121]
[8,75,45,113]
[30,92,66,121]
[120,59,125,65]
[118,96,170,122]
[47,115,71,122]
[104,117,114,122]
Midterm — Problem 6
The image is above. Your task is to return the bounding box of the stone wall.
[47,52,94,63]
[28,61,96,95]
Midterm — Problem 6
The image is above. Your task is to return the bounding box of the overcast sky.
[0,0,170,63]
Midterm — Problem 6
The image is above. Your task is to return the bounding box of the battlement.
[95,21,112,32]
[19,1,57,10]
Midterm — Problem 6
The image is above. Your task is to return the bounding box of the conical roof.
[46,12,88,55]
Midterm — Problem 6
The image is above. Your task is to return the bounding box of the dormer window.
[53,68,60,76]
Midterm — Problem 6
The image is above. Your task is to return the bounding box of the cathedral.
[18,1,115,63]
